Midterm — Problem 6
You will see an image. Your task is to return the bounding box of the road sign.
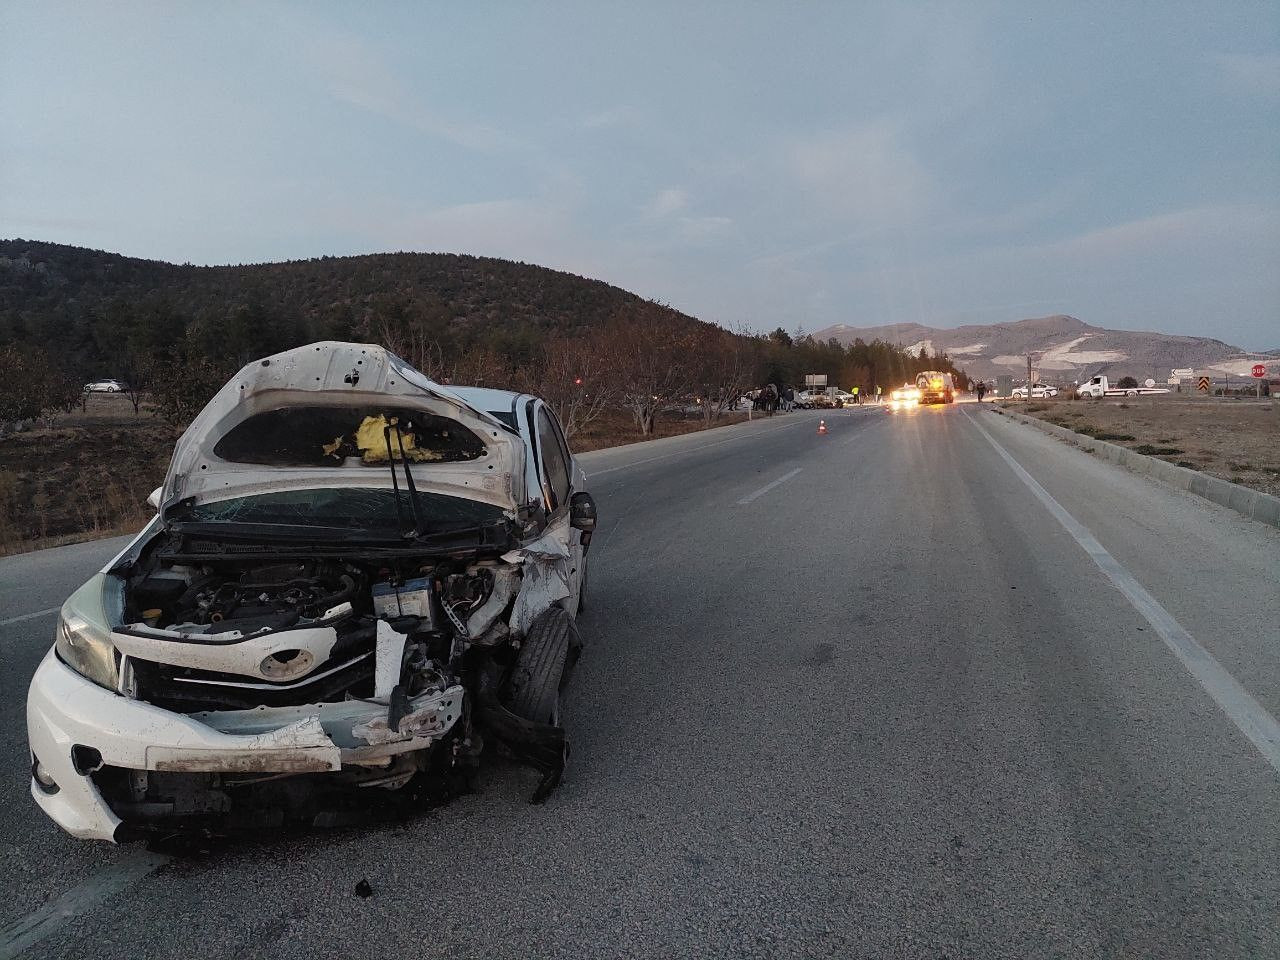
[1197,376,1211,392]
[1252,363,1267,379]
[1172,368,1194,378]
[804,374,827,388]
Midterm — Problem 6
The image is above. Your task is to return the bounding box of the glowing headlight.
[53,576,121,690]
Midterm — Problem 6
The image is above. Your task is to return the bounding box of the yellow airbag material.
[354,414,446,464]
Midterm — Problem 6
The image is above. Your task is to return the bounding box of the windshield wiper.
[384,421,426,539]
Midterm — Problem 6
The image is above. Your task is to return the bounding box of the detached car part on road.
[28,343,597,841]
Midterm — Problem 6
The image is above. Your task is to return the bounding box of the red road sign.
[1252,363,1267,378]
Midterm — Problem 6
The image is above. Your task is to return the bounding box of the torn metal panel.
[192,684,465,752]
[145,717,341,772]
[507,515,574,636]
[111,624,339,683]
[351,686,463,745]
[372,620,409,701]
[465,563,521,641]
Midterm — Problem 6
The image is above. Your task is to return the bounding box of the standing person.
[975,380,986,402]
[783,386,794,412]
[852,385,860,405]
[764,383,779,416]
[875,384,882,403]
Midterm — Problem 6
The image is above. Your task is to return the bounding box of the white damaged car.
[28,342,597,841]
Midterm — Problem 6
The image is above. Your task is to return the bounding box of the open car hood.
[160,342,524,517]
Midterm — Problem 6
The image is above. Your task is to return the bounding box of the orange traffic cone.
[817,419,828,435]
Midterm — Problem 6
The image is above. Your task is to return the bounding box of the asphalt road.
[2,403,1278,959]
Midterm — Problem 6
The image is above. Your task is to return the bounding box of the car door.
[529,401,586,613]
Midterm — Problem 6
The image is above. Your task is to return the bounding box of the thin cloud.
[644,188,687,218]
[783,123,936,225]
[1211,52,1280,96]
[291,16,522,152]
[581,105,644,130]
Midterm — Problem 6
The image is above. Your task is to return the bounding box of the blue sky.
[3,2,1277,348]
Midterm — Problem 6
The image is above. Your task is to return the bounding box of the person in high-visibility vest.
[851,385,860,405]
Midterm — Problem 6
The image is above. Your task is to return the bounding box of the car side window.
[536,407,571,511]
[545,408,573,487]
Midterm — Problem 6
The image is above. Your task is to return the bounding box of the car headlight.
[53,575,121,690]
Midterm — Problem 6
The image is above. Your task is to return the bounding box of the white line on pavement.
[585,420,802,478]
[738,467,803,505]
[968,411,1280,774]
[0,850,171,960]
[0,606,60,627]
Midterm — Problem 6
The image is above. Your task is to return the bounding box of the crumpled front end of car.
[26,343,586,842]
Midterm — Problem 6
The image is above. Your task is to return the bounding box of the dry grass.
[0,394,178,555]
[570,408,750,452]
[1013,397,1280,497]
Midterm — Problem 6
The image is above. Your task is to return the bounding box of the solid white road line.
[0,606,60,627]
[584,419,805,478]
[0,850,171,960]
[968,411,1280,774]
[738,467,803,505]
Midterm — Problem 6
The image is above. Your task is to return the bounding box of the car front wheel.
[507,607,582,724]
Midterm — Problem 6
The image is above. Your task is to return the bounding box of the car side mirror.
[570,492,596,549]
[570,492,596,532]
[147,487,163,510]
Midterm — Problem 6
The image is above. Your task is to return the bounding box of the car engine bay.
[86,533,579,833]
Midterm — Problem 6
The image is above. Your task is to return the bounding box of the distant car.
[1010,383,1059,399]
[833,389,855,406]
[793,390,815,409]
[890,383,921,403]
[84,379,127,393]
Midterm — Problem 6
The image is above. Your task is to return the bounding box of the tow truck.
[1075,375,1171,399]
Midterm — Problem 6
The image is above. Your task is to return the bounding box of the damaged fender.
[506,514,575,636]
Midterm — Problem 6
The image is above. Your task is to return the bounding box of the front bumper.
[27,649,463,842]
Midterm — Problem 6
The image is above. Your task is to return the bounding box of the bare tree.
[605,306,699,436]
[693,325,756,426]
[372,318,447,382]
[441,347,515,389]
[0,345,64,428]
[528,330,619,440]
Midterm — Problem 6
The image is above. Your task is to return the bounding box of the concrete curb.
[984,404,1280,530]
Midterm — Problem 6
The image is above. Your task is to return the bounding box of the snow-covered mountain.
[811,316,1263,380]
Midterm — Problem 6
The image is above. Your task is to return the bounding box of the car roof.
[448,386,528,412]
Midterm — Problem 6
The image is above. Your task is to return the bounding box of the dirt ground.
[0,396,751,555]
[0,394,180,555]
[1006,396,1280,498]
[571,407,750,452]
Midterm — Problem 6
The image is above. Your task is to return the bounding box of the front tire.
[507,608,581,724]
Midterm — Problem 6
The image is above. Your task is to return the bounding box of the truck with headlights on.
[915,371,955,404]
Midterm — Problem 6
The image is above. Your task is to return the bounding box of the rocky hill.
[811,316,1261,381]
